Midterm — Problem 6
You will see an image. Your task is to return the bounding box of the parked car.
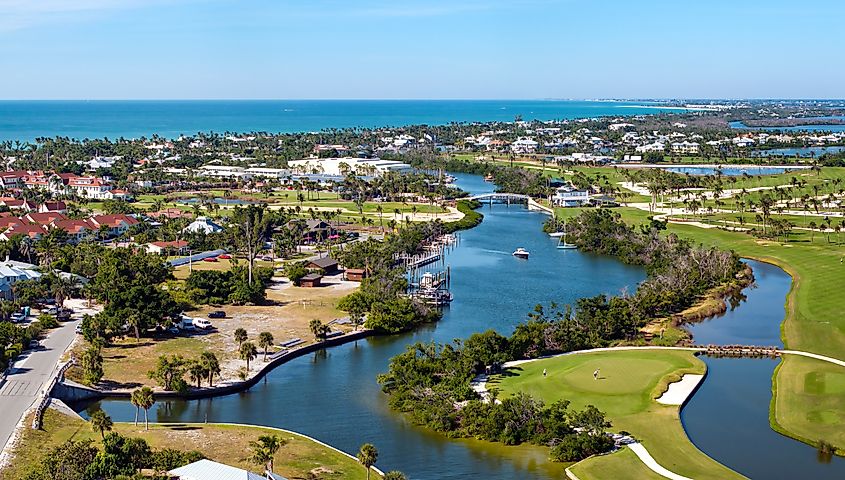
[10,313,26,323]
[203,257,218,262]
[218,254,232,259]
[207,310,226,319]
[167,325,180,335]
[75,324,83,334]
[193,318,213,330]
[28,339,40,349]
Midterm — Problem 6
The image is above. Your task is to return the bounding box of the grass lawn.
[1,409,371,480]
[771,355,845,454]
[490,349,744,480]
[569,446,666,480]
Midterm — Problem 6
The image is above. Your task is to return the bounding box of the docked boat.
[556,220,578,250]
[512,247,530,259]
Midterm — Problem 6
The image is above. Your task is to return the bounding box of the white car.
[193,318,213,330]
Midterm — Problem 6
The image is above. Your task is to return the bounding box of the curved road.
[0,318,79,456]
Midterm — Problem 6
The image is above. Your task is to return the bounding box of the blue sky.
[0,0,843,99]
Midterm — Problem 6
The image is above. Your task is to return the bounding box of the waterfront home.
[169,459,287,480]
[182,216,224,234]
[552,184,592,207]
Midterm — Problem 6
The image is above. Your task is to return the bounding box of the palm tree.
[234,327,247,346]
[136,386,155,430]
[187,360,207,388]
[19,236,34,263]
[357,443,379,480]
[258,331,274,361]
[130,388,143,426]
[240,341,257,371]
[90,409,113,439]
[200,351,221,387]
[249,434,286,473]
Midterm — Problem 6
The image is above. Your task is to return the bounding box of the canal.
[81,172,645,479]
[80,173,845,479]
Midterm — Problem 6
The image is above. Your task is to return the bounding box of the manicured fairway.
[490,350,745,480]
[772,355,845,453]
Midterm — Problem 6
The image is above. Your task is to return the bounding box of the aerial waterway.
[78,173,844,479]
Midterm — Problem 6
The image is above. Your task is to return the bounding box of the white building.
[635,142,666,153]
[182,216,224,234]
[197,165,253,179]
[287,157,412,176]
[671,141,700,154]
[169,459,287,480]
[552,186,592,207]
[511,138,539,154]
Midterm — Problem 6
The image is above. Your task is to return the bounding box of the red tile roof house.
[88,214,140,236]
[0,223,48,241]
[51,219,97,242]
[38,201,68,213]
[24,211,66,225]
[0,198,36,212]
[146,240,189,255]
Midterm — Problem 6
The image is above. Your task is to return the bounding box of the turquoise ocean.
[0,100,679,142]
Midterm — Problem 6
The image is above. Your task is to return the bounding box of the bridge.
[467,193,554,215]
[467,192,531,202]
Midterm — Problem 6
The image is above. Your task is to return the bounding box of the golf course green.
[490,349,745,480]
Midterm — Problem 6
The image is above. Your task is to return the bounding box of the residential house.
[552,184,592,207]
[88,214,140,236]
[0,260,42,300]
[146,240,189,255]
[671,141,700,154]
[38,201,67,213]
[182,216,224,234]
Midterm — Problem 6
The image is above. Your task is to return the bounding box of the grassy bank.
[2,409,371,480]
[490,349,744,480]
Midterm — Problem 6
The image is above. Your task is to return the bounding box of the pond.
[76,173,845,479]
[77,172,646,479]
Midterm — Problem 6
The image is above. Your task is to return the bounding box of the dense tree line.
[378,209,747,460]
[378,334,614,462]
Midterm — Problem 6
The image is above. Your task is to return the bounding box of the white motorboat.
[512,247,530,259]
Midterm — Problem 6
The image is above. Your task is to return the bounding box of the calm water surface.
[0,100,680,142]
[81,172,646,479]
[78,173,845,479]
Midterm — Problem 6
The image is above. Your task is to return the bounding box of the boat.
[512,247,530,259]
[548,232,565,237]
[483,174,495,182]
[556,220,578,250]
[557,237,578,250]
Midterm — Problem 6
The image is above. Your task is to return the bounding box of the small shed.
[345,268,366,282]
[299,273,323,288]
[307,256,339,274]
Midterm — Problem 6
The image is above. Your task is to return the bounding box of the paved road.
[0,318,79,453]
